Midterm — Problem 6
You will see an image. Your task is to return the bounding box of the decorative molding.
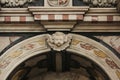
[0,8,34,22]
[0,7,120,32]
[83,8,120,21]
[28,6,89,31]
[72,22,120,32]
[47,32,72,51]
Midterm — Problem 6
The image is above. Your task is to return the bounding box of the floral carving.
[82,0,117,7]
[47,32,72,51]
[0,0,33,7]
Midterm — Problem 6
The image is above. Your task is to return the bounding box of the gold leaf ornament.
[71,39,80,45]
[94,50,108,58]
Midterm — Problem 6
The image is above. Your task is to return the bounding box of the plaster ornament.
[47,32,72,51]
[0,0,33,7]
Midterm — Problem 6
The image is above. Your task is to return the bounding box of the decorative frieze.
[82,0,117,7]
[0,0,33,7]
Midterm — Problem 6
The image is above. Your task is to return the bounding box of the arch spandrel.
[67,34,120,80]
[0,33,120,80]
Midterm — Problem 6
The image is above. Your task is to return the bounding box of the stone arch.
[0,33,120,80]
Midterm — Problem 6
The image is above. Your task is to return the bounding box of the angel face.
[52,35,65,47]
[47,32,72,51]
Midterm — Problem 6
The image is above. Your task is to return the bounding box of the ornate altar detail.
[0,0,33,7]
[47,32,72,51]
[82,0,117,7]
[48,0,69,6]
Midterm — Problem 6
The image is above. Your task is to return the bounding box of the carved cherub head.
[49,32,68,47]
[47,32,72,51]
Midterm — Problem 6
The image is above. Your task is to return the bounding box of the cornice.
[0,7,120,32]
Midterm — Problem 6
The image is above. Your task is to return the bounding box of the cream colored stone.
[0,37,10,52]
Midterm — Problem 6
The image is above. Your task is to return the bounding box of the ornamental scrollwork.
[47,32,72,51]
[0,0,33,7]
[82,0,117,7]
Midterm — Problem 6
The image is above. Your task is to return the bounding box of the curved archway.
[0,33,120,80]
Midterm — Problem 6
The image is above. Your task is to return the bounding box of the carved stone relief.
[48,0,69,6]
[47,32,72,51]
[0,0,33,7]
[82,0,117,7]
